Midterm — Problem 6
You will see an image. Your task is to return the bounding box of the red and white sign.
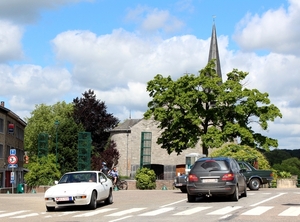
[8,155,18,164]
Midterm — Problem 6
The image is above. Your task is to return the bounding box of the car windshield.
[58,172,97,184]
[194,160,229,172]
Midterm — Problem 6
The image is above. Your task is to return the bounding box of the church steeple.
[208,22,222,81]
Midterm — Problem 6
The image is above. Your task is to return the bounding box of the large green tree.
[24,101,84,174]
[144,61,282,155]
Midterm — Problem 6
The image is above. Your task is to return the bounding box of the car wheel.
[249,178,260,190]
[187,193,196,202]
[46,206,55,212]
[105,189,113,205]
[230,185,239,201]
[88,191,97,210]
[241,185,247,198]
[180,187,187,193]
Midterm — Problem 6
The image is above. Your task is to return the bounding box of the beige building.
[110,118,204,179]
[0,101,26,189]
[110,23,222,179]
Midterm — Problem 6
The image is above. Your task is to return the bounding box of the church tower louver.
[208,22,222,81]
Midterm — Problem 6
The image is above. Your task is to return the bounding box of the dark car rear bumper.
[187,183,236,196]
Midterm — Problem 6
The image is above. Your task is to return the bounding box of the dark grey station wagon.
[186,157,247,202]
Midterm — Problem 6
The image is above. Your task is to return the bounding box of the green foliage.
[135,167,156,190]
[277,171,292,179]
[263,149,292,166]
[24,155,61,187]
[210,143,271,169]
[145,61,282,155]
[272,157,300,178]
[24,101,84,174]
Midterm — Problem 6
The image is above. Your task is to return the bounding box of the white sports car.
[44,171,113,211]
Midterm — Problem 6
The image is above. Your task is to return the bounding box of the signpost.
[8,149,18,194]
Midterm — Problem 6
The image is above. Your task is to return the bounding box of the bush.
[210,143,271,169]
[135,167,156,190]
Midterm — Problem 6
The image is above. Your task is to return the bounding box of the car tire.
[241,185,247,198]
[249,178,260,190]
[46,206,55,212]
[105,189,113,205]
[230,185,239,201]
[187,193,196,202]
[88,191,97,210]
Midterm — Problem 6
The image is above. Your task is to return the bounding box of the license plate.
[202,179,218,183]
[176,183,182,186]
[56,197,72,201]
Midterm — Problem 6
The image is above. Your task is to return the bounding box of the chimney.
[0,101,4,107]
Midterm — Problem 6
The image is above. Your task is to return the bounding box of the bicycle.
[115,178,128,190]
[107,175,128,190]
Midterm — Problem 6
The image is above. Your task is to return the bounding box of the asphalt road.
[0,188,300,222]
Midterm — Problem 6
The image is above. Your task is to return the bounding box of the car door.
[232,160,246,191]
[238,162,252,182]
[97,172,109,200]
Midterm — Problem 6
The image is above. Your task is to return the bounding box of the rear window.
[192,160,229,172]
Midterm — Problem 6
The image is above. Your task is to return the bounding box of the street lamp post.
[54,120,60,166]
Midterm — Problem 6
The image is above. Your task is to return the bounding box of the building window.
[0,118,3,133]
[16,126,24,140]
[140,132,152,168]
[0,144,3,158]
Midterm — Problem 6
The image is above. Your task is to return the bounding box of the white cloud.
[0,64,72,118]
[0,21,23,62]
[52,28,214,90]
[233,0,300,55]
[125,6,184,34]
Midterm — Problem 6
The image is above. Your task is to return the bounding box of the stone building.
[0,101,27,189]
[110,23,222,179]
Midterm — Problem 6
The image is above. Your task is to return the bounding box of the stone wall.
[277,178,297,188]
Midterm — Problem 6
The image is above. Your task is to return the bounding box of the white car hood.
[45,183,95,196]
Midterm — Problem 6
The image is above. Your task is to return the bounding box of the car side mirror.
[55,180,58,185]
[100,178,106,183]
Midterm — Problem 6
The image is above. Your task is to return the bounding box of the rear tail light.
[222,173,234,181]
[188,174,199,182]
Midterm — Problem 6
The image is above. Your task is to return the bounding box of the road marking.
[242,206,274,215]
[109,215,132,222]
[207,206,242,215]
[160,199,186,208]
[106,208,146,216]
[0,210,30,217]
[74,208,117,217]
[279,207,300,216]
[251,193,286,207]
[174,206,212,215]
[139,207,174,216]
[219,214,233,219]
[11,213,39,218]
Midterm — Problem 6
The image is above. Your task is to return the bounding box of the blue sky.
[1,0,299,150]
